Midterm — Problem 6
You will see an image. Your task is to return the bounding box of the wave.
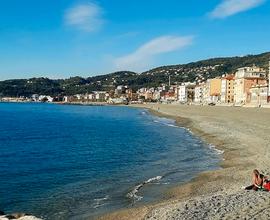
[209,144,224,155]
[153,119,178,128]
[127,176,163,202]
[92,196,109,209]
[166,124,178,128]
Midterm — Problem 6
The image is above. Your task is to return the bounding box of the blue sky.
[0,0,269,80]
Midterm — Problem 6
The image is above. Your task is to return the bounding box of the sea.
[0,103,221,219]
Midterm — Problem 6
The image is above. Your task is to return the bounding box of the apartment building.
[234,65,267,105]
[210,78,222,103]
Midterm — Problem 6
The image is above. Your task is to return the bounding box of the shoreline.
[97,103,270,220]
[96,105,227,220]
[2,102,270,219]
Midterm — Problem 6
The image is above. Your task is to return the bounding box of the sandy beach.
[98,104,270,220]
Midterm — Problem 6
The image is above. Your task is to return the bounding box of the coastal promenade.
[100,104,270,220]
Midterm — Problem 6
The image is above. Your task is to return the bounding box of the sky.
[0,0,270,80]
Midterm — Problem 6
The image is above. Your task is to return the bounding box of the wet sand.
[98,104,270,220]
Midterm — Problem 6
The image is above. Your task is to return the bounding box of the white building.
[46,96,54,102]
[32,94,39,102]
[38,95,53,102]
[115,85,126,96]
[235,65,266,79]
[88,94,96,101]
[95,92,107,102]
[194,84,203,103]
[221,78,227,103]
[177,82,196,103]
[177,85,187,103]
[108,97,128,104]
[250,84,268,106]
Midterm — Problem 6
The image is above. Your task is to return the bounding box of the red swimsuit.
[263,181,270,191]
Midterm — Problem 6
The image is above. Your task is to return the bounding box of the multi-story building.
[221,78,227,103]
[144,91,153,100]
[235,66,266,78]
[194,84,203,103]
[95,92,107,102]
[268,61,270,102]
[32,94,39,102]
[164,91,176,102]
[88,93,96,102]
[234,65,267,105]
[177,84,187,103]
[220,74,235,104]
[186,83,196,103]
[177,82,195,103]
[210,78,222,103]
[225,75,235,104]
[153,90,165,101]
[115,85,126,96]
[250,84,268,106]
[202,80,211,104]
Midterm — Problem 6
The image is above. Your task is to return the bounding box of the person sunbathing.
[245,169,270,191]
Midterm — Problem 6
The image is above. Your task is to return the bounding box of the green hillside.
[0,52,269,97]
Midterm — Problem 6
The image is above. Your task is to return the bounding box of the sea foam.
[209,144,224,155]
[127,176,163,202]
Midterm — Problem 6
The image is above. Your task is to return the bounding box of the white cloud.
[65,2,104,32]
[114,35,193,71]
[210,0,266,18]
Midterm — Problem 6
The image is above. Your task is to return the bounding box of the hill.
[0,52,269,97]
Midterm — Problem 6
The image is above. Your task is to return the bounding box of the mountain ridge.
[0,52,269,97]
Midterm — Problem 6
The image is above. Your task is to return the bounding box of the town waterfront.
[0,103,221,219]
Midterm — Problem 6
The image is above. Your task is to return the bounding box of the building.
[115,85,126,96]
[164,91,176,102]
[144,91,153,100]
[221,78,227,103]
[201,80,211,104]
[126,89,133,100]
[194,84,203,103]
[235,65,266,79]
[32,94,39,102]
[268,61,270,102]
[210,78,222,103]
[108,97,128,104]
[225,75,235,104]
[186,83,196,103]
[250,84,268,106]
[88,93,96,102]
[130,93,139,101]
[177,84,187,103]
[234,66,267,105]
[177,82,195,103]
[220,74,235,104]
[153,90,165,101]
[95,92,107,102]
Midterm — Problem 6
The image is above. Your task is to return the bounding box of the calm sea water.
[0,103,221,219]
